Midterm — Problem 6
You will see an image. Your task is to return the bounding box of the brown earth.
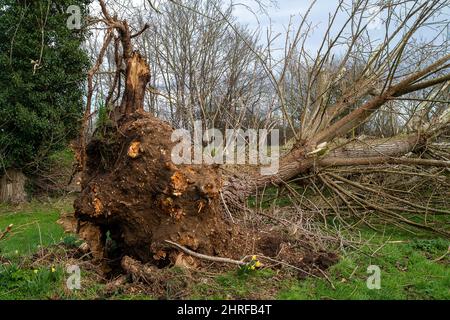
[71,111,338,276]
[74,111,236,268]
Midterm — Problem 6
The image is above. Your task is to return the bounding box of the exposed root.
[165,240,247,266]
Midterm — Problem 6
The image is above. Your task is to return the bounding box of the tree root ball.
[74,112,237,267]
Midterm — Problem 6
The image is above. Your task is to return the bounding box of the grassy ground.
[277,234,449,299]
[0,199,71,257]
[0,198,448,300]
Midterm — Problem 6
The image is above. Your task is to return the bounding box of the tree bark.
[221,132,439,209]
[0,169,27,204]
[120,52,150,115]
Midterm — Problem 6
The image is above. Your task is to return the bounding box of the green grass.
[0,259,112,300]
[191,269,278,300]
[0,263,65,300]
[277,233,449,300]
[189,230,449,300]
[190,219,449,300]
[0,198,448,300]
[0,199,71,257]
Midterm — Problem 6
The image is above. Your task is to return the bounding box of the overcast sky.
[105,0,449,55]
[232,0,449,54]
[232,0,374,53]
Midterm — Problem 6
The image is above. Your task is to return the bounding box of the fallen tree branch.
[164,240,246,266]
[320,157,450,168]
[166,240,326,279]
[321,174,450,237]
[432,246,449,262]
[327,172,450,215]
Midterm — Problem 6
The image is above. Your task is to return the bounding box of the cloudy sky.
[232,0,374,52]
[232,0,449,53]
[105,0,449,55]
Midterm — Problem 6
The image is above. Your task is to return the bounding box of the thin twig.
[0,224,13,241]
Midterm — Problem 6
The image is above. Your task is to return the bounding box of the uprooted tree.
[71,0,450,270]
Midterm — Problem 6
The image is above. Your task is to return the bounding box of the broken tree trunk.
[74,50,239,266]
[120,52,151,115]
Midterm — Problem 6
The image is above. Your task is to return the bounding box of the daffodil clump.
[241,255,263,272]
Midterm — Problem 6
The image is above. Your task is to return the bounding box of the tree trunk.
[0,169,27,204]
[222,133,439,209]
[72,5,450,268]
[74,51,240,267]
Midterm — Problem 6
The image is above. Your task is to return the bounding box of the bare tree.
[70,0,450,268]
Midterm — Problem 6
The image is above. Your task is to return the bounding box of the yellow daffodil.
[33,269,38,274]
[51,267,56,273]
[255,261,262,268]
[251,255,257,261]
[250,265,255,270]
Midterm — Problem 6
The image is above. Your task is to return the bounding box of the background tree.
[0,0,90,202]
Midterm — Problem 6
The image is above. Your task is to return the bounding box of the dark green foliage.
[0,0,90,174]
